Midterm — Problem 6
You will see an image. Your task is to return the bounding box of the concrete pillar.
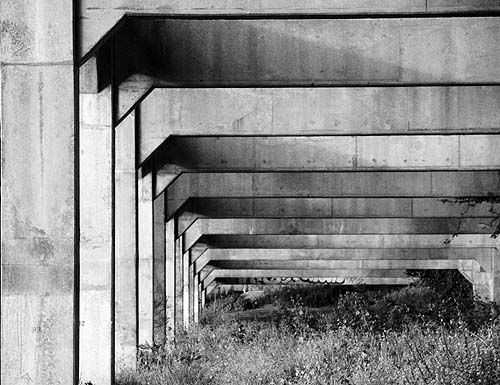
[1,1,76,383]
[183,251,190,329]
[175,233,184,332]
[115,112,137,371]
[153,192,166,344]
[475,250,500,303]
[193,273,200,323]
[138,170,153,345]
[79,87,112,384]
[165,219,176,339]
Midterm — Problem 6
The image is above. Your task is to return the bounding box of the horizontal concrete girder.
[177,197,497,234]
[203,269,412,288]
[81,3,500,59]
[142,87,500,163]
[154,135,500,174]
[183,218,495,250]
[193,248,495,274]
[205,259,473,271]
[197,234,499,249]
[164,171,500,216]
[135,18,500,85]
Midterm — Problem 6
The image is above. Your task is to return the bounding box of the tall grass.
[116,273,500,385]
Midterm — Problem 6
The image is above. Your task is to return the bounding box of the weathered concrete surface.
[79,1,500,59]
[154,135,500,174]
[197,234,499,249]
[115,113,137,371]
[183,218,494,250]
[194,248,495,274]
[141,87,500,163]
[205,259,473,271]
[177,197,496,234]
[164,171,500,217]
[80,88,113,385]
[203,269,412,288]
[153,193,166,344]
[165,219,176,338]
[1,1,76,383]
[138,171,153,345]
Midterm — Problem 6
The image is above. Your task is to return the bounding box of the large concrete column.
[153,192,166,344]
[165,219,176,339]
[79,87,113,384]
[138,170,153,345]
[175,232,184,332]
[475,250,500,303]
[115,112,137,371]
[1,1,76,383]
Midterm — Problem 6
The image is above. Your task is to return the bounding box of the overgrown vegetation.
[116,272,500,385]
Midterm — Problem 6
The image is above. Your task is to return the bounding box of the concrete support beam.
[174,234,184,332]
[198,234,499,249]
[80,3,500,60]
[203,269,411,289]
[79,88,112,384]
[183,250,191,328]
[194,248,494,274]
[165,219,176,339]
[184,218,494,250]
[1,1,76,382]
[138,170,153,345]
[178,197,496,234]
[155,135,500,174]
[205,259,473,271]
[474,248,500,302]
[153,193,166,344]
[115,111,137,371]
[142,86,500,163]
[164,171,500,217]
[132,18,500,85]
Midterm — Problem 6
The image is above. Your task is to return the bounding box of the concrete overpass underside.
[2,3,500,384]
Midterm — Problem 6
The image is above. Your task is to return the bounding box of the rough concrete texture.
[1,0,75,382]
[141,87,500,163]
[197,234,499,249]
[205,259,472,271]
[176,197,496,234]
[194,248,494,274]
[80,88,113,385]
[153,194,166,344]
[115,113,137,371]
[155,135,500,173]
[138,171,154,345]
[165,219,176,339]
[203,269,412,289]
[164,171,500,217]
[183,218,494,250]
[80,9,500,63]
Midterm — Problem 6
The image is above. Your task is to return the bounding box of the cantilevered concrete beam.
[163,171,500,217]
[80,3,500,60]
[141,87,500,164]
[177,197,496,234]
[204,259,473,271]
[183,218,494,250]
[154,135,500,176]
[197,234,499,249]
[193,248,495,274]
[202,269,413,289]
[132,18,500,86]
